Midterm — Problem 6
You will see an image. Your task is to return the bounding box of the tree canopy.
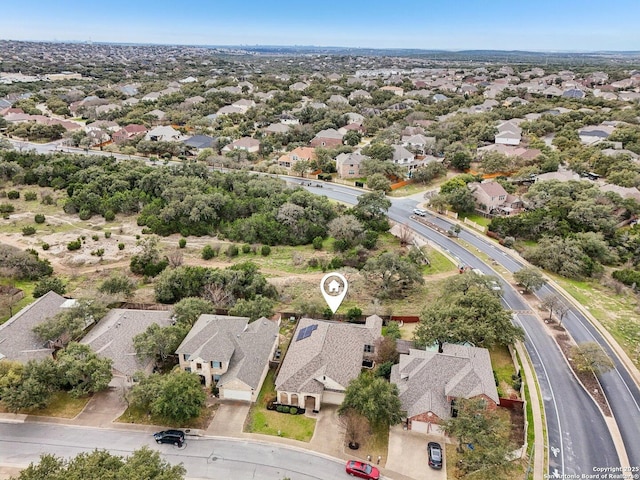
[339,372,404,428]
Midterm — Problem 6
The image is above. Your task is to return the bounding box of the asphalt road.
[0,422,353,480]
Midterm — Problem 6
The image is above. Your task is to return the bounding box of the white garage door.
[222,389,252,401]
[411,420,430,434]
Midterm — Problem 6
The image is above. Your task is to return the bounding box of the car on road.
[153,430,185,447]
[412,208,428,216]
[428,441,443,469]
[345,460,380,479]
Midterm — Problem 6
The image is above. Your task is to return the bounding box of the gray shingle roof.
[81,309,173,377]
[176,315,248,362]
[390,344,499,420]
[275,316,382,395]
[0,291,68,363]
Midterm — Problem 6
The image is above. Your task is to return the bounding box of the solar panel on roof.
[296,326,309,341]
[310,324,318,332]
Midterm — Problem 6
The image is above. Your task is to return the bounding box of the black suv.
[427,441,443,469]
[153,430,185,446]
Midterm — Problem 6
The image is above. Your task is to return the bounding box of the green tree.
[150,371,206,422]
[442,398,515,477]
[570,342,614,376]
[363,252,424,299]
[449,150,472,171]
[0,359,59,413]
[367,173,392,193]
[11,447,185,480]
[173,297,214,326]
[133,323,188,363]
[339,372,403,428]
[32,299,106,344]
[353,191,391,231]
[228,295,275,322]
[513,267,546,293]
[55,343,113,397]
[32,276,66,298]
[98,274,136,298]
[343,130,362,147]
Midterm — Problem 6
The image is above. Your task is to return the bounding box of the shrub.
[242,244,251,254]
[0,203,15,214]
[42,243,50,251]
[24,191,37,201]
[226,244,239,257]
[346,307,363,322]
[290,407,298,415]
[118,242,125,250]
[91,248,105,257]
[22,226,36,236]
[92,235,99,241]
[7,190,19,200]
[34,214,46,224]
[67,240,82,251]
[281,406,290,413]
[179,238,187,249]
[202,245,215,260]
[612,269,640,289]
[103,210,115,221]
[78,209,92,220]
[328,257,344,269]
[276,405,284,412]
[308,257,319,268]
[104,231,111,238]
[261,245,271,256]
[503,236,515,248]
[33,276,66,298]
[312,236,324,250]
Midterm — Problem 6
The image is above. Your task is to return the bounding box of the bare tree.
[167,249,184,268]
[337,408,370,448]
[397,222,413,246]
[203,283,235,308]
[541,293,570,325]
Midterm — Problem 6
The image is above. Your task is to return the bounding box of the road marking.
[550,446,559,457]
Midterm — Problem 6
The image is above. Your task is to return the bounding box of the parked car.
[153,429,185,447]
[428,441,443,469]
[413,208,428,216]
[345,460,380,479]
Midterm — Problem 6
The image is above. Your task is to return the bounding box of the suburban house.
[264,123,290,135]
[275,315,383,412]
[402,134,436,154]
[176,315,279,401]
[81,309,174,384]
[336,151,367,179]
[221,137,261,154]
[278,146,316,170]
[144,126,185,142]
[112,124,148,143]
[182,134,217,152]
[495,120,522,146]
[579,124,615,145]
[468,181,522,216]
[0,291,72,363]
[390,344,499,433]
[380,86,404,96]
[310,128,344,148]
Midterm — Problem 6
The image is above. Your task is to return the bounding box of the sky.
[1,0,639,51]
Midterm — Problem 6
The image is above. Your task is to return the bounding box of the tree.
[449,150,472,171]
[0,359,59,413]
[133,323,188,363]
[540,293,570,325]
[353,191,391,229]
[130,236,168,277]
[570,342,614,376]
[228,295,275,321]
[414,280,523,352]
[12,447,186,480]
[362,143,394,161]
[513,267,546,293]
[363,252,424,299]
[412,162,446,184]
[343,130,362,147]
[337,408,370,447]
[55,343,113,397]
[32,276,66,298]
[375,336,399,365]
[141,370,206,422]
[339,372,403,428]
[32,299,106,345]
[98,274,136,298]
[442,398,515,476]
[328,215,364,248]
[383,321,402,340]
[173,297,214,326]
[292,159,310,177]
[366,173,392,193]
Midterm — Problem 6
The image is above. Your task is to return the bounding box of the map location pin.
[320,272,348,313]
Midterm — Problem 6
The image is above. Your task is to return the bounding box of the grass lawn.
[245,369,316,442]
[359,423,390,465]
[551,274,640,369]
[461,213,491,227]
[490,345,518,399]
[0,278,36,324]
[0,391,90,418]
[387,183,427,197]
[117,403,217,430]
[424,249,457,275]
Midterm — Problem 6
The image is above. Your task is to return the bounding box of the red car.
[345,460,380,480]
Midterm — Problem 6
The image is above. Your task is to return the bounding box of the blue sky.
[2,0,639,51]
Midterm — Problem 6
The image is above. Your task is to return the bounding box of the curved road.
[0,422,353,480]
[292,180,629,477]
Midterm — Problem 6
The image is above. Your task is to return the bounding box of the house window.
[348,170,355,175]
[196,363,202,370]
[499,195,506,201]
[211,361,222,369]
[185,367,191,373]
[213,374,221,383]
[183,354,190,361]
[364,344,375,353]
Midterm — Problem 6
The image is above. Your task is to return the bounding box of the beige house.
[275,316,382,412]
[391,344,499,433]
[278,146,316,170]
[176,315,278,402]
[335,151,367,178]
[468,181,522,216]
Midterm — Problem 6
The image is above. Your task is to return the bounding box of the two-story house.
[468,181,522,216]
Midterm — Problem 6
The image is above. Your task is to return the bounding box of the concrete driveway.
[386,426,446,480]
[206,401,250,437]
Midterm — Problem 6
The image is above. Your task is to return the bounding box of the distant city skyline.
[2,0,639,52]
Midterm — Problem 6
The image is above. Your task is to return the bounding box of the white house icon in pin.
[327,279,341,294]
